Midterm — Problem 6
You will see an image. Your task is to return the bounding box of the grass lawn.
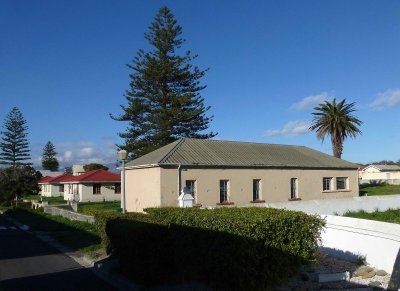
[359,183,400,196]
[78,201,121,214]
[344,208,400,224]
[24,194,65,205]
[4,208,102,257]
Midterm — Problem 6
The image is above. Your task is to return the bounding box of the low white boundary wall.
[320,215,400,273]
[264,194,400,215]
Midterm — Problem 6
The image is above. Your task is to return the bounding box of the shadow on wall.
[319,246,366,265]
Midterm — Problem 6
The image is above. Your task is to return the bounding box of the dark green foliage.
[309,98,362,158]
[111,6,216,159]
[64,166,73,174]
[0,107,31,167]
[0,166,40,204]
[99,207,325,290]
[83,163,109,172]
[41,141,59,171]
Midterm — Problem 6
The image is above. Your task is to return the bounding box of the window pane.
[337,178,347,190]
[290,178,297,199]
[253,179,260,201]
[323,178,332,191]
[220,180,228,202]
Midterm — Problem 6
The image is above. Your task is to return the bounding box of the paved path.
[0,214,117,291]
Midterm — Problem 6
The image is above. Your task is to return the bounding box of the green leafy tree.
[0,107,31,167]
[41,141,59,171]
[111,6,216,159]
[0,166,40,204]
[83,163,109,172]
[64,166,73,174]
[309,98,362,159]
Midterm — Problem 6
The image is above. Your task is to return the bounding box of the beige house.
[124,139,359,212]
[61,169,121,202]
[359,164,400,184]
[38,174,73,197]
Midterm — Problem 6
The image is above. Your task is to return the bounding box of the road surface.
[0,214,117,291]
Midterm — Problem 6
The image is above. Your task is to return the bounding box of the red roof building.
[60,170,121,203]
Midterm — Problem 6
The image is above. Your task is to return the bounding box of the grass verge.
[78,201,120,214]
[24,195,65,205]
[359,183,400,196]
[4,208,102,257]
[344,208,400,224]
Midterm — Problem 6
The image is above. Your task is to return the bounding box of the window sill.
[322,189,351,193]
[216,201,234,206]
[250,199,266,203]
[288,197,302,201]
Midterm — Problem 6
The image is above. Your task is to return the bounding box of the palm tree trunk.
[331,136,343,159]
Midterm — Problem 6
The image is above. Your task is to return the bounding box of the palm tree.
[309,98,362,159]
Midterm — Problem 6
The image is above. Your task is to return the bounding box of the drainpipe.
[178,163,182,196]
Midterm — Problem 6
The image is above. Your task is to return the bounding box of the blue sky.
[1,0,400,169]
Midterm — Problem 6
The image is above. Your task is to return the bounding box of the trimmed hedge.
[146,207,324,261]
[102,207,324,290]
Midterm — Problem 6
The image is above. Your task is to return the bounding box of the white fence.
[264,194,400,215]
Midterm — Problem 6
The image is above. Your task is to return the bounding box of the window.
[59,185,64,193]
[185,180,196,200]
[290,178,298,199]
[323,178,332,191]
[219,180,229,203]
[253,179,261,201]
[115,183,121,194]
[336,177,348,190]
[93,184,101,195]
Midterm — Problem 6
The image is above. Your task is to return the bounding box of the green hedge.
[102,207,324,290]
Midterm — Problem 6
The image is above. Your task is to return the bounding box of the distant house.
[359,164,400,184]
[39,170,64,177]
[123,138,359,212]
[38,174,73,197]
[61,169,121,202]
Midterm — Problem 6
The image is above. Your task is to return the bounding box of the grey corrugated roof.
[371,164,400,171]
[125,139,358,169]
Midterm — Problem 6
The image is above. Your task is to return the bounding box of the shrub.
[105,207,324,290]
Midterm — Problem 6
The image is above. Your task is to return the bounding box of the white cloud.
[370,89,400,110]
[263,120,311,137]
[32,138,119,170]
[290,92,333,111]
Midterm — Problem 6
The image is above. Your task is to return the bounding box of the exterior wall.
[359,166,400,181]
[159,167,358,208]
[40,184,63,197]
[80,183,121,202]
[321,215,400,273]
[125,167,162,212]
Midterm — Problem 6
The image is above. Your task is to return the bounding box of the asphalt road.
[0,214,117,291]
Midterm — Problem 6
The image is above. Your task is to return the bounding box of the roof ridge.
[159,139,186,164]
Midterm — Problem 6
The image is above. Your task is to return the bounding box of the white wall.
[320,215,400,273]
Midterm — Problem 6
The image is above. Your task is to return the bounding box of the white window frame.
[219,180,229,203]
[185,180,196,202]
[290,178,298,199]
[323,177,332,191]
[336,177,348,190]
[252,179,261,201]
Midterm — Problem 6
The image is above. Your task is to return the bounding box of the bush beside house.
[93,207,324,290]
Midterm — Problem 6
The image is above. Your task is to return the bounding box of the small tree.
[83,163,109,172]
[111,6,216,159]
[41,141,59,171]
[0,107,31,167]
[0,166,40,204]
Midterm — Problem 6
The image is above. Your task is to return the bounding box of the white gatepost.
[178,186,194,208]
